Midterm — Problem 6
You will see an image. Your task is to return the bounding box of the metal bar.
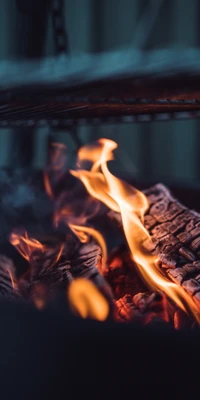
[11,0,50,168]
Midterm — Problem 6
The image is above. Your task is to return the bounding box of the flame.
[68,278,109,321]
[43,171,54,200]
[10,231,64,272]
[69,224,107,272]
[10,231,45,261]
[71,138,200,322]
[8,269,17,290]
[50,243,64,268]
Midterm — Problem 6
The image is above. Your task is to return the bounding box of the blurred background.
[0,0,200,187]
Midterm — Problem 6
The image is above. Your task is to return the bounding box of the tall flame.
[71,138,200,322]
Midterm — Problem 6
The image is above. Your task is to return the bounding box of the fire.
[71,138,200,322]
[69,224,107,272]
[68,278,109,321]
[10,231,45,262]
[8,137,200,325]
[10,231,64,269]
[8,269,17,290]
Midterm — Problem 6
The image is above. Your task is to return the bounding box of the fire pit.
[0,137,199,332]
[0,141,199,392]
[1,50,200,390]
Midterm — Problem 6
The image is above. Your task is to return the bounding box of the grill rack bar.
[1,49,200,126]
[0,110,200,128]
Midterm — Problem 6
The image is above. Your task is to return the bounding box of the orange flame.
[9,231,45,262]
[8,269,17,291]
[43,171,54,200]
[69,224,107,272]
[71,138,200,322]
[10,231,64,271]
[68,278,109,321]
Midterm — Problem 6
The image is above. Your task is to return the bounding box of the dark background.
[0,0,200,187]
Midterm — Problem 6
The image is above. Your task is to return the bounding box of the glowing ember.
[31,283,48,310]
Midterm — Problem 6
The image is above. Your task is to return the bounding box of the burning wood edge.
[107,183,200,314]
[115,292,169,325]
[0,255,22,301]
[7,228,114,314]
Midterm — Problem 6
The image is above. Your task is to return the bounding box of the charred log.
[0,255,22,301]
[16,232,114,307]
[107,183,200,309]
[143,184,200,309]
[115,291,169,325]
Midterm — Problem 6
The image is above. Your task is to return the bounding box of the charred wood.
[143,184,200,309]
[107,183,200,308]
[0,255,22,301]
[17,233,114,306]
[115,291,169,325]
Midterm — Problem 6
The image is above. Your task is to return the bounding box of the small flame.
[50,243,64,268]
[69,224,107,272]
[68,278,109,321]
[71,138,200,322]
[10,231,45,261]
[8,269,17,290]
[43,171,54,200]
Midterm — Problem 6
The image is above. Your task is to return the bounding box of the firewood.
[17,234,114,306]
[143,184,200,308]
[107,183,200,309]
[0,255,22,300]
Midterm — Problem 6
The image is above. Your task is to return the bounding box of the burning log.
[11,229,114,307]
[143,183,200,309]
[108,183,200,310]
